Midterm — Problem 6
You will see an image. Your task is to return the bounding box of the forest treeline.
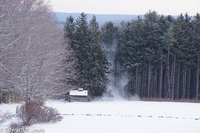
[101,11,200,100]
[65,11,200,100]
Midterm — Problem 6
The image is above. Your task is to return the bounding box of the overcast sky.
[48,0,200,15]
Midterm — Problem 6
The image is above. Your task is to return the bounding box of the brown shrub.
[16,102,63,126]
[39,106,63,123]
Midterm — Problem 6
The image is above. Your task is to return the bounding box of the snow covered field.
[1,100,200,133]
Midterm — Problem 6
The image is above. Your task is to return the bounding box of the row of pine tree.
[64,11,200,100]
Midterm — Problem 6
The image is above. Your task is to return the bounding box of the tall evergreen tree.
[64,13,110,98]
[64,16,76,48]
[117,17,145,96]
[162,24,176,99]
[143,11,161,98]
[173,14,194,99]
[73,13,91,88]
[192,13,200,99]
[88,16,110,97]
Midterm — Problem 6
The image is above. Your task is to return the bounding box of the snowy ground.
[0,100,200,133]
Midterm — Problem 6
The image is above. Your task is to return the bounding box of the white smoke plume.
[100,39,140,101]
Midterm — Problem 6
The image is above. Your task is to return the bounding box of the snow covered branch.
[0,0,77,103]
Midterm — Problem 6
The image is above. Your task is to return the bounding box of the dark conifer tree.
[88,16,110,97]
[101,21,119,46]
[64,13,110,98]
[143,11,161,98]
[192,13,200,99]
[64,16,76,47]
[162,24,176,99]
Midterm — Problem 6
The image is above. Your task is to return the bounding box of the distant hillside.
[54,12,140,26]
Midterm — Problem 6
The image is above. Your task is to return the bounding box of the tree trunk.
[159,61,163,98]
[166,49,170,99]
[0,91,3,104]
[148,62,151,98]
[153,71,158,98]
[187,70,191,99]
[196,56,199,99]
[135,66,138,94]
[141,69,145,97]
[182,70,186,99]
[171,57,176,99]
[176,62,180,99]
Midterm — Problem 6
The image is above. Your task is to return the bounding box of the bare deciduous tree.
[0,0,77,103]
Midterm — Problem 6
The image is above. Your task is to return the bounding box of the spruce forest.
[65,11,200,100]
